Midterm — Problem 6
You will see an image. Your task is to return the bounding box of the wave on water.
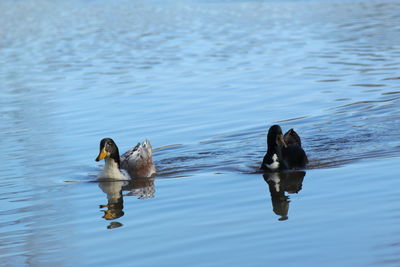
[154,93,400,177]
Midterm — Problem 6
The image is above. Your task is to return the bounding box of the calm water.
[1,0,400,266]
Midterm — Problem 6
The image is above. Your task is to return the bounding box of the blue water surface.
[0,0,400,266]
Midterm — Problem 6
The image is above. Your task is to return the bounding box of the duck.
[95,138,156,180]
[261,125,308,171]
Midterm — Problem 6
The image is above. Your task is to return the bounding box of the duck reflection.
[98,178,155,228]
[99,180,126,222]
[263,171,306,221]
[124,177,155,199]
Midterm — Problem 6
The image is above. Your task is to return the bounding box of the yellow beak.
[96,147,108,161]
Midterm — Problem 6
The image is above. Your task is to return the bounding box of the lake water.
[1,0,400,266]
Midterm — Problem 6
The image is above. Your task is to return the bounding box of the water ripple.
[1,0,400,266]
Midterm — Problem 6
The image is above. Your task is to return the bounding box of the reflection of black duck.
[261,125,308,171]
[264,171,306,221]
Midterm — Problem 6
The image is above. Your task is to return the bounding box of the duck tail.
[141,139,152,150]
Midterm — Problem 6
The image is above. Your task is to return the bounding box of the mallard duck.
[95,138,156,180]
[261,125,308,171]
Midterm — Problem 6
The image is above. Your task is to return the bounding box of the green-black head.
[95,138,121,167]
[267,125,287,149]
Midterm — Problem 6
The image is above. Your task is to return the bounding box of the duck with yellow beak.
[96,138,156,180]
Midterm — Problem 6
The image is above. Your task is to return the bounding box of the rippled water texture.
[1,0,400,266]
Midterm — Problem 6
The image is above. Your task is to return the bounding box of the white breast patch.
[99,159,130,180]
[265,153,279,170]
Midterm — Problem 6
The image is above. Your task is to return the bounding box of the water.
[1,0,400,266]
